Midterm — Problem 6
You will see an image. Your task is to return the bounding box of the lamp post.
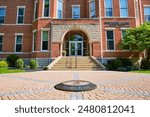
[49,20,53,64]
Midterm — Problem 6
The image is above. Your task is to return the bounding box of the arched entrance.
[63,30,90,56]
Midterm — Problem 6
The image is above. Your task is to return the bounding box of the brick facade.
[0,0,150,65]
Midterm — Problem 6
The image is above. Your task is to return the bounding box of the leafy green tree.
[122,22,150,61]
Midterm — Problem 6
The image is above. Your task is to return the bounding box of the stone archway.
[63,30,90,56]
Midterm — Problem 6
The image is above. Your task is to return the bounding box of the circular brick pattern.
[54,80,97,92]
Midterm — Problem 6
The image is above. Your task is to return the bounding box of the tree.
[122,22,150,61]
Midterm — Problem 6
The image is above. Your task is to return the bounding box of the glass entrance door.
[69,41,83,56]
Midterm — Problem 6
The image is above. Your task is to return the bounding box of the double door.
[69,41,83,56]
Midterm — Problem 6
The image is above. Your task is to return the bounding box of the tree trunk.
[145,49,150,61]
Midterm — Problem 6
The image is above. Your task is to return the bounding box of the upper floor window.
[0,35,3,52]
[144,7,150,21]
[43,0,50,17]
[105,0,113,17]
[120,0,128,17]
[57,0,63,18]
[89,0,96,18]
[15,34,23,52]
[0,7,6,24]
[72,5,80,19]
[17,6,25,24]
[34,1,38,20]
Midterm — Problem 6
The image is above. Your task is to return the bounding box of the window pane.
[122,30,126,38]
[42,41,48,50]
[120,0,127,8]
[34,2,38,19]
[0,36,3,43]
[73,6,80,18]
[18,8,24,15]
[107,31,114,39]
[43,31,48,41]
[120,0,128,17]
[107,41,114,50]
[57,0,63,18]
[16,36,22,43]
[89,0,96,18]
[18,16,23,23]
[144,7,150,21]
[0,8,6,24]
[16,44,22,52]
[0,44,2,52]
[120,9,128,17]
[44,0,49,17]
[0,8,6,16]
[105,0,112,8]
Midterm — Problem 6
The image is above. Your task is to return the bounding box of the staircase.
[49,56,105,70]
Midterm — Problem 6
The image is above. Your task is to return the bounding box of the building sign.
[104,22,130,28]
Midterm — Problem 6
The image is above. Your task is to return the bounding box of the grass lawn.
[131,70,150,74]
[0,69,25,74]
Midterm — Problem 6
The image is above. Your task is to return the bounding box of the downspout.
[99,0,103,63]
[49,20,53,63]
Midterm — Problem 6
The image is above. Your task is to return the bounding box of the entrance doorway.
[63,30,89,56]
[69,41,83,56]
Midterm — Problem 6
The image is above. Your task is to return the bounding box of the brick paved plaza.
[0,71,150,100]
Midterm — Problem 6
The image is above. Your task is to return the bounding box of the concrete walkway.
[0,71,150,100]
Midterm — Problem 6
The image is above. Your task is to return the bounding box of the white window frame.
[119,0,128,17]
[106,30,115,51]
[104,0,113,17]
[89,0,96,18]
[16,6,25,24]
[41,30,49,51]
[56,0,63,19]
[32,30,37,52]
[72,5,80,19]
[0,6,6,24]
[0,33,4,52]
[34,0,38,20]
[144,6,150,21]
[42,0,50,17]
[15,33,23,53]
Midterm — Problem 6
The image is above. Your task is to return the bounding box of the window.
[32,31,37,51]
[34,1,38,20]
[15,35,23,52]
[106,31,114,50]
[121,30,129,49]
[120,0,128,17]
[0,7,6,24]
[144,7,150,21]
[42,31,48,51]
[105,0,113,17]
[17,7,25,24]
[89,0,96,18]
[57,0,63,18]
[43,0,50,17]
[72,5,80,19]
[0,35,3,52]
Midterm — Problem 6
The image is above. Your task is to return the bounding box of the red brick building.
[0,0,150,66]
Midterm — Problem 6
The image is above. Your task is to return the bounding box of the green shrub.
[43,66,49,70]
[140,59,150,69]
[112,59,123,70]
[15,59,24,69]
[6,54,19,67]
[29,59,38,69]
[117,58,133,67]
[0,60,8,69]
